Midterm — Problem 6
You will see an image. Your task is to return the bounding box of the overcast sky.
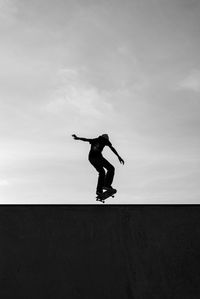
[0,0,200,203]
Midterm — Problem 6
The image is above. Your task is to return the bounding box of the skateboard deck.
[96,189,117,203]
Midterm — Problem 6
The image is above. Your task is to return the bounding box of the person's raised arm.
[109,145,125,165]
[72,134,91,142]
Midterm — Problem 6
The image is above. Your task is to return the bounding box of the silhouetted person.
[72,134,124,196]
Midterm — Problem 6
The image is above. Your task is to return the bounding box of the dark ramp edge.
[0,205,200,299]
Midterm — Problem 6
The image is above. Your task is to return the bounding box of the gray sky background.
[0,0,200,203]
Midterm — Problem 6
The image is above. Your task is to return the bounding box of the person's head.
[101,134,109,141]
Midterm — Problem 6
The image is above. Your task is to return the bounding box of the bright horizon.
[0,0,200,203]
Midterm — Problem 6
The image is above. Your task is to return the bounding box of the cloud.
[0,179,9,186]
[0,0,17,24]
[44,68,113,118]
[177,70,200,92]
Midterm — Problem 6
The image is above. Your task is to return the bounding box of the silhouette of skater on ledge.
[72,134,124,196]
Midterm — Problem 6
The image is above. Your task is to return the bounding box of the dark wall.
[0,205,200,299]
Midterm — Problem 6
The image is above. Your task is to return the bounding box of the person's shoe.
[96,190,103,196]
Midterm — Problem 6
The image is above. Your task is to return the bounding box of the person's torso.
[89,137,111,158]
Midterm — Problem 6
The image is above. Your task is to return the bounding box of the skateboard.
[96,189,117,203]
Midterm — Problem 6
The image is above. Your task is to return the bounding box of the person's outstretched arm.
[72,134,91,142]
[109,145,125,164]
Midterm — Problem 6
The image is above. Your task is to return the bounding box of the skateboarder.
[72,134,124,196]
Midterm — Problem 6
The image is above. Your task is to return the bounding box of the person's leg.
[102,157,115,188]
[89,157,105,194]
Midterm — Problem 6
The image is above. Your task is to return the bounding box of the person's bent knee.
[112,165,115,172]
[109,165,115,174]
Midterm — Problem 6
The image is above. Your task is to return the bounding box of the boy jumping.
[72,134,124,196]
